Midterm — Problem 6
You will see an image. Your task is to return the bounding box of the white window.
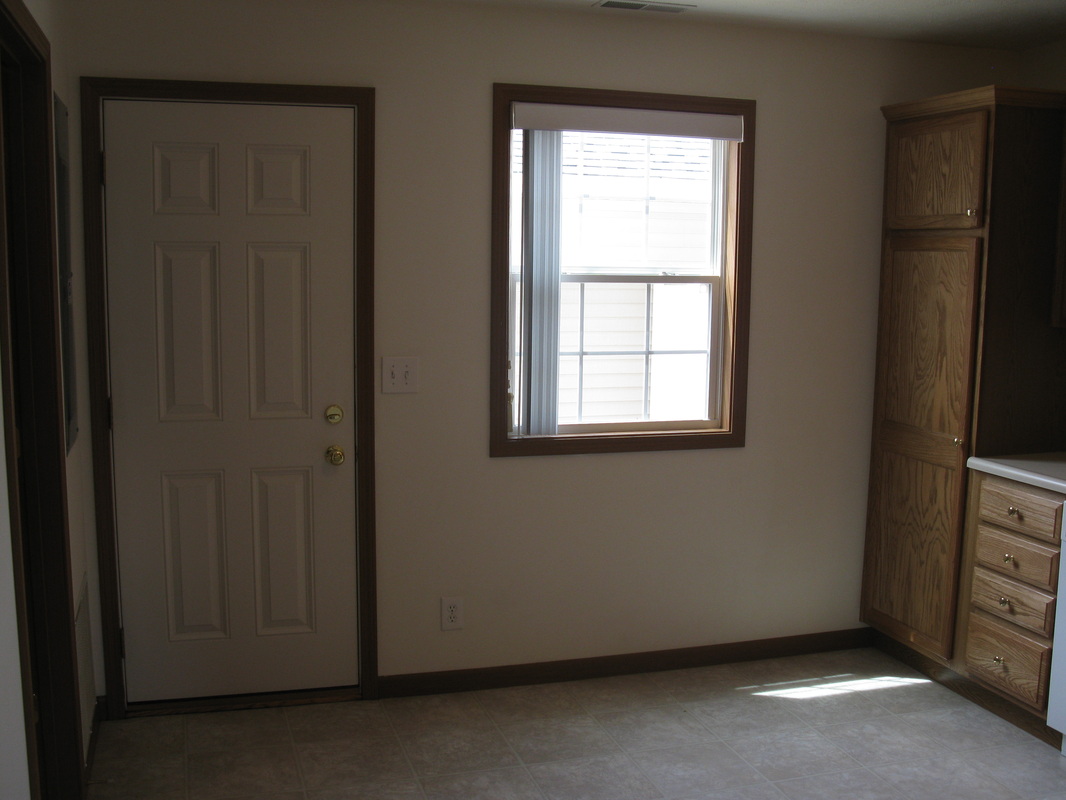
[491,85,755,456]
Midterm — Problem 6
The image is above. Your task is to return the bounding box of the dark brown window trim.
[489,83,755,457]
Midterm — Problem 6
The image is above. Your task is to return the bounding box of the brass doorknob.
[325,445,345,466]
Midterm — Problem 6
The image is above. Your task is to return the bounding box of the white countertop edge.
[968,453,1066,494]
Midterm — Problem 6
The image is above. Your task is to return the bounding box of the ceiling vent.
[595,1,695,13]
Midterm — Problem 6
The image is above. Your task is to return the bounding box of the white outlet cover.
[382,356,419,393]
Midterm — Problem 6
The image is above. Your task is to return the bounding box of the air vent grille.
[596,0,694,12]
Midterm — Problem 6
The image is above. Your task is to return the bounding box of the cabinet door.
[885,111,988,230]
[862,236,981,660]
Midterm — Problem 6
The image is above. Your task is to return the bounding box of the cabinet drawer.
[979,476,1063,543]
[966,611,1051,710]
[971,566,1056,637]
[974,525,1059,591]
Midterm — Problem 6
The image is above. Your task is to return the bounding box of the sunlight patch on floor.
[754,675,930,699]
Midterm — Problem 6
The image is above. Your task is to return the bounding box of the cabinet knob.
[998,596,1010,607]
[1003,553,1015,564]
[965,208,978,217]
[992,656,1006,665]
[952,437,964,448]
[1007,506,1020,517]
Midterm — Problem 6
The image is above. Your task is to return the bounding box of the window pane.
[558,355,580,424]
[559,282,580,353]
[579,355,645,422]
[581,283,647,353]
[650,283,710,352]
[558,132,722,278]
[649,354,709,421]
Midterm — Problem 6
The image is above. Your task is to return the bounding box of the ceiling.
[458,0,1066,50]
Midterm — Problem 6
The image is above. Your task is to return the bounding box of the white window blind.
[512,102,744,141]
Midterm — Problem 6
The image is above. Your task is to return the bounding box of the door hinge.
[100,151,106,186]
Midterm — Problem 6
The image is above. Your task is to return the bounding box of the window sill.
[490,426,745,457]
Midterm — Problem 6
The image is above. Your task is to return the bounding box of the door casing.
[81,77,378,717]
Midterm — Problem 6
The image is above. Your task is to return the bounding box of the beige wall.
[1020,37,1066,86]
[54,0,1041,684]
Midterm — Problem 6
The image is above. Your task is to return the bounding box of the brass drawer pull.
[1008,506,1020,517]
[1003,553,1015,564]
[992,656,1006,665]
[999,596,1010,607]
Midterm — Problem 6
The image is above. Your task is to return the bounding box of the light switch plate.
[382,356,419,393]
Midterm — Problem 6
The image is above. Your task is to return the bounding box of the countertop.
[968,453,1066,494]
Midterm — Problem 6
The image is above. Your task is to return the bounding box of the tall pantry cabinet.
[861,87,1066,664]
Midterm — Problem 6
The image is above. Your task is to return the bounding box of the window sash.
[510,120,733,438]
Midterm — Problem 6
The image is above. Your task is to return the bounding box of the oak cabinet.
[861,87,1066,664]
[958,473,1064,712]
[884,110,988,229]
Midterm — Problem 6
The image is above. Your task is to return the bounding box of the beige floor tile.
[726,728,859,781]
[873,752,1021,800]
[382,691,492,734]
[285,699,395,743]
[563,673,677,714]
[421,766,544,799]
[630,741,767,796]
[400,723,521,775]
[595,705,718,752]
[528,753,663,800]
[90,715,185,768]
[818,714,952,767]
[185,706,291,752]
[297,737,414,789]
[773,767,907,800]
[685,691,808,740]
[305,778,424,799]
[768,687,891,727]
[683,784,790,800]
[86,753,185,800]
[475,681,586,723]
[898,705,1035,751]
[651,664,746,703]
[187,744,302,798]
[499,715,620,764]
[962,740,1066,797]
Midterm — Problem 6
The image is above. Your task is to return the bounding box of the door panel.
[862,235,981,659]
[104,99,358,702]
[885,111,988,230]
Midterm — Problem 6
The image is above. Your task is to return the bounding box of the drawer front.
[971,566,1056,637]
[974,525,1059,591]
[979,476,1063,543]
[966,611,1051,710]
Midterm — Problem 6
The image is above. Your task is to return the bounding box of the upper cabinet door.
[885,110,989,230]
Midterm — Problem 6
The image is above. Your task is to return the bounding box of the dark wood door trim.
[81,77,378,716]
[0,0,84,796]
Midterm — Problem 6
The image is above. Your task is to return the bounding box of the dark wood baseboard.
[378,627,875,698]
[121,685,363,718]
[873,632,1063,748]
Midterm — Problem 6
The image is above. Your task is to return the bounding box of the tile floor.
[87,647,1066,799]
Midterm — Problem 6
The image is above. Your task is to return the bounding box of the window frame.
[490,83,755,457]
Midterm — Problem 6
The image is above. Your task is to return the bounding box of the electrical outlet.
[440,596,464,631]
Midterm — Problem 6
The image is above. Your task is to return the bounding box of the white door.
[104,99,359,702]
